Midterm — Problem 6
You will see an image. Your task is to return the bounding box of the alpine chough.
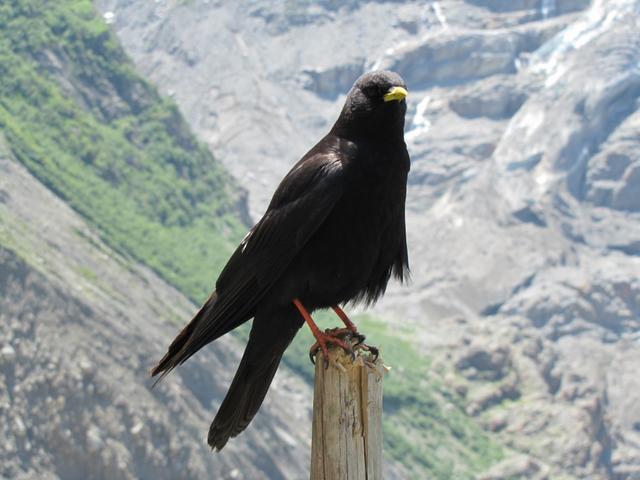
[152,70,410,451]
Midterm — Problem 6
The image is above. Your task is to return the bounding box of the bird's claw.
[309,330,356,368]
[353,332,366,346]
[357,343,379,362]
[325,327,365,346]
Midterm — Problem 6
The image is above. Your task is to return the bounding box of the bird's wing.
[153,148,347,375]
[217,150,345,294]
[153,149,346,375]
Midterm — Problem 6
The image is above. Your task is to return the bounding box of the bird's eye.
[362,86,381,98]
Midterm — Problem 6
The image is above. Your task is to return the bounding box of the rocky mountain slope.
[1,2,505,479]
[95,0,640,478]
[0,140,312,479]
[0,2,312,478]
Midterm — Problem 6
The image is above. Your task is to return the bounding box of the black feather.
[208,307,303,450]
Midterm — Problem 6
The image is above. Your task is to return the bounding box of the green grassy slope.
[0,2,504,477]
[0,0,246,301]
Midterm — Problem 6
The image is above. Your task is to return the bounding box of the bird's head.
[333,70,408,139]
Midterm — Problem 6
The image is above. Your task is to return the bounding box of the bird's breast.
[290,160,405,304]
[268,142,409,309]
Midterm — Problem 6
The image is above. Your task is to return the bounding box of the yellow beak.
[383,86,408,102]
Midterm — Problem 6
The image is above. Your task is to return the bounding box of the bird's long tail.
[151,291,249,379]
[208,306,303,451]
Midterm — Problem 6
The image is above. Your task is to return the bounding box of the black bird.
[152,70,410,451]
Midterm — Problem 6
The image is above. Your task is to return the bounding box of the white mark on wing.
[240,230,252,253]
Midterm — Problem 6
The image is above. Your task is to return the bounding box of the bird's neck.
[330,116,405,143]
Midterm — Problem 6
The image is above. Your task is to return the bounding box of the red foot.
[293,299,356,367]
[308,330,354,367]
[294,300,377,367]
[332,306,379,362]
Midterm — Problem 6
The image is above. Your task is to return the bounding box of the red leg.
[332,305,358,333]
[332,305,378,361]
[293,298,353,366]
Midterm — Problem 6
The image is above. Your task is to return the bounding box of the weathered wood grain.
[310,340,385,480]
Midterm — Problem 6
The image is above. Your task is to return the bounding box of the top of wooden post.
[310,335,385,480]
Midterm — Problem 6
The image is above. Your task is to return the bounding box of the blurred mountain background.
[1,0,639,479]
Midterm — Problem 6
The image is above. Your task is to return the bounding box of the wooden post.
[310,336,385,480]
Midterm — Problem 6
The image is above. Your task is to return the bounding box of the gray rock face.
[0,146,312,479]
[94,0,640,478]
[448,76,528,120]
[585,109,640,212]
[378,22,565,88]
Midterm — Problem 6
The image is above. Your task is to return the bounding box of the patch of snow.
[504,107,545,140]
[370,40,407,71]
[545,62,568,87]
[130,422,144,435]
[370,58,382,71]
[433,2,448,29]
[572,10,618,49]
[541,0,556,19]
[514,57,523,72]
[405,94,431,142]
[235,34,249,58]
[530,0,630,85]
[103,11,115,25]
[274,426,298,447]
[86,425,104,452]
[431,189,454,219]
[1,344,16,363]
[13,417,26,437]
[535,170,555,189]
